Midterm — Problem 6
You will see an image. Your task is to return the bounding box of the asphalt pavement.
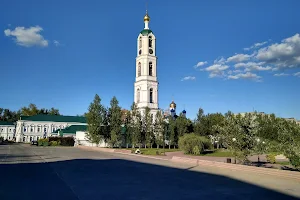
[0,144,299,200]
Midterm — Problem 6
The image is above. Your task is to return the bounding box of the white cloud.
[234,62,263,68]
[244,41,268,51]
[245,65,272,72]
[205,64,229,72]
[195,33,300,81]
[213,57,226,64]
[274,73,290,76]
[194,61,207,69]
[227,54,252,63]
[256,33,300,69]
[228,72,262,82]
[4,26,48,47]
[53,40,60,46]
[181,76,196,81]
[234,62,270,71]
[203,64,229,78]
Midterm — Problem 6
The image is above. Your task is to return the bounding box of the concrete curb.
[171,156,300,181]
[76,146,300,181]
[76,145,168,161]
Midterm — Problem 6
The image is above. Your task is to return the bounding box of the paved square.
[0,144,299,200]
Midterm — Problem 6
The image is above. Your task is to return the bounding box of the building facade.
[14,115,87,143]
[134,11,159,118]
[0,121,16,141]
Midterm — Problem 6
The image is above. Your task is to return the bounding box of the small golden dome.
[170,101,176,109]
[144,12,150,22]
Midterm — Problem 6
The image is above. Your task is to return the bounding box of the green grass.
[276,161,291,166]
[201,151,234,157]
[125,148,180,155]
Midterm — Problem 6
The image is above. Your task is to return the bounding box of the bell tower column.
[134,11,159,117]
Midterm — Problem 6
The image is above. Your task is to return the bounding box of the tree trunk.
[169,144,171,149]
[126,143,128,148]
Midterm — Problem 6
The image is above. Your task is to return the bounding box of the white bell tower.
[134,11,159,117]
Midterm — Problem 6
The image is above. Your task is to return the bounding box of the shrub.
[266,154,276,164]
[49,141,60,146]
[38,138,49,146]
[192,146,201,155]
[48,137,75,146]
[178,133,211,155]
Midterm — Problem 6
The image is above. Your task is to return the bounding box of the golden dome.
[144,12,150,22]
[170,101,176,109]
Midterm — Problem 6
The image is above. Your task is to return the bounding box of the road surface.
[0,144,299,200]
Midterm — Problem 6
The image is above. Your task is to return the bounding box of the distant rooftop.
[0,121,15,126]
[53,125,87,134]
[20,115,86,123]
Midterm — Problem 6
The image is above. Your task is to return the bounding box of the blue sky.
[1,0,300,120]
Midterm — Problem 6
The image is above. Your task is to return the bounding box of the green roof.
[53,125,87,134]
[20,115,86,123]
[0,121,15,126]
[140,29,153,36]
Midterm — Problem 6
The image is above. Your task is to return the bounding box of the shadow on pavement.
[0,158,299,200]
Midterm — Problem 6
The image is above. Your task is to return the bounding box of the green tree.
[108,96,122,147]
[142,107,154,148]
[124,110,132,148]
[194,108,204,135]
[129,103,142,148]
[167,116,177,149]
[86,94,107,146]
[20,103,60,116]
[154,110,165,149]
[175,113,188,137]
[215,112,258,163]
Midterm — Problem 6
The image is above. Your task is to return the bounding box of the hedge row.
[37,137,75,146]
[48,137,75,146]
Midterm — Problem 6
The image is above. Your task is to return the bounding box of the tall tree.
[86,94,107,146]
[175,113,189,137]
[124,110,132,148]
[108,96,122,147]
[154,110,165,149]
[215,112,258,163]
[194,108,205,135]
[49,108,60,115]
[142,107,154,148]
[129,103,142,148]
[20,103,60,116]
[167,116,177,149]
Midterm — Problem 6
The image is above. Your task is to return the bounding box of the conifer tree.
[129,103,142,148]
[86,94,107,146]
[108,96,122,147]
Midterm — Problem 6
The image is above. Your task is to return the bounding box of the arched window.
[150,88,153,103]
[138,62,141,76]
[139,37,142,49]
[149,62,153,76]
[137,89,140,103]
[149,36,152,48]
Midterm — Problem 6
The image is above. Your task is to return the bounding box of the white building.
[15,115,87,143]
[0,121,16,141]
[134,11,159,118]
